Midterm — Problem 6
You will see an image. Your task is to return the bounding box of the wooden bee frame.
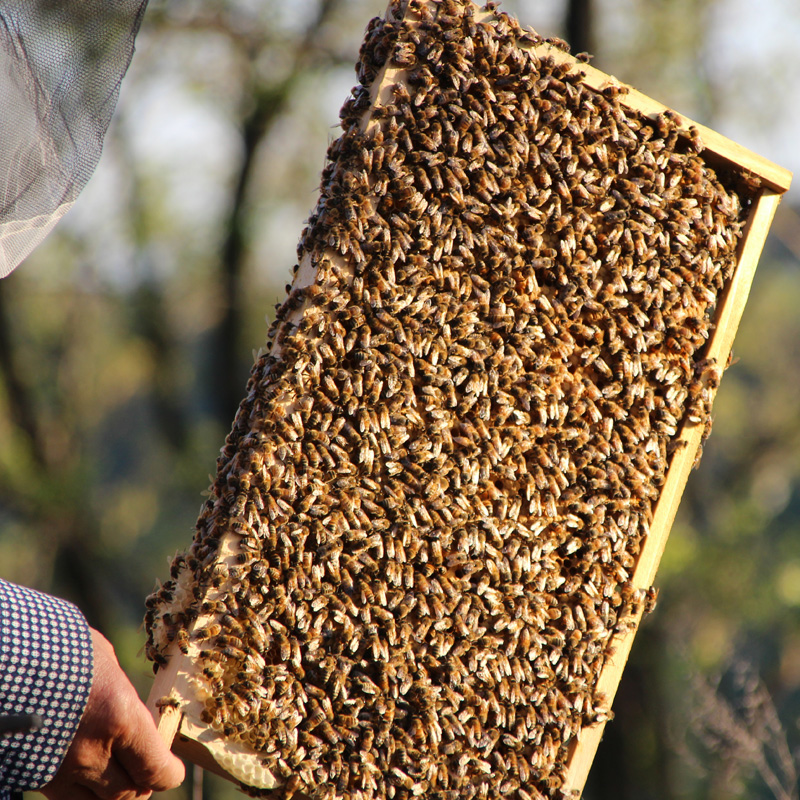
[146,1,792,797]
[530,40,792,798]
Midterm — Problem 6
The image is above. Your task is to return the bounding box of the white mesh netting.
[0,0,147,276]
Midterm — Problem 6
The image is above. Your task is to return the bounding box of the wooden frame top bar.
[528,41,792,194]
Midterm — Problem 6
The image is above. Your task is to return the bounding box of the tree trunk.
[565,0,594,56]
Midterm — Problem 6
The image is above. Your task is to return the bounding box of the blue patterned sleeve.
[0,579,94,794]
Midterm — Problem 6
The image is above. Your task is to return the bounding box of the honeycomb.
[145,1,756,797]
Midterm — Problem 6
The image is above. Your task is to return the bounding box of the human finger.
[43,777,139,800]
[113,701,185,792]
[47,783,98,800]
[78,754,141,800]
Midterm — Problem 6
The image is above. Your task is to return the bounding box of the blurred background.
[2,0,799,798]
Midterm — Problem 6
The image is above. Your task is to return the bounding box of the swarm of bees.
[145,1,754,798]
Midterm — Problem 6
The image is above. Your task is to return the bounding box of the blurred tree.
[566,0,593,55]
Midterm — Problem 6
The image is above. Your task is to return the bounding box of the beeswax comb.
[145,2,791,798]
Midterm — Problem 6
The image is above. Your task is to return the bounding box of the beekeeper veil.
[0,0,147,277]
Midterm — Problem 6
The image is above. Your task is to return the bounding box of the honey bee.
[140,0,754,786]
[155,695,181,712]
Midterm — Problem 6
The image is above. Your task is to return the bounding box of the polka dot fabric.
[0,579,93,796]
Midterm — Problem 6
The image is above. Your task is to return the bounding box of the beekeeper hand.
[42,629,185,800]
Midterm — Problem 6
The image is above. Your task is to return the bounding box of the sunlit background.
[3,1,799,798]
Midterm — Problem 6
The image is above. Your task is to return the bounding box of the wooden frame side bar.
[560,188,785,796]
[144,0,418,788]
